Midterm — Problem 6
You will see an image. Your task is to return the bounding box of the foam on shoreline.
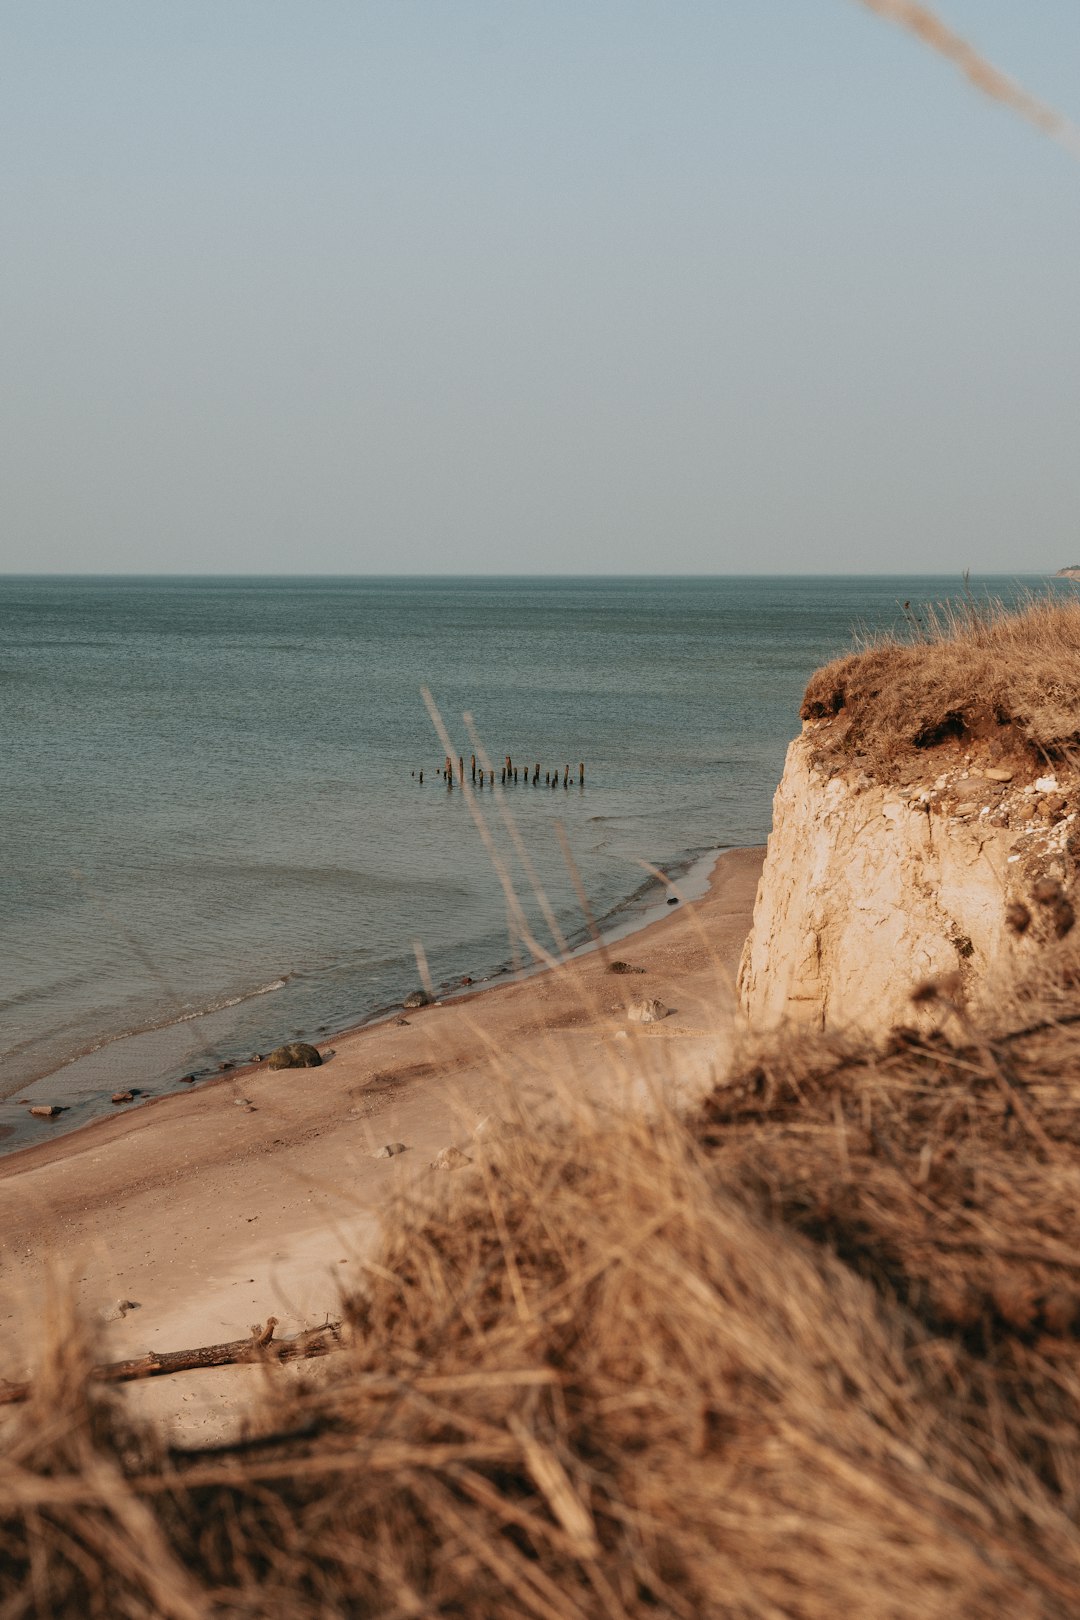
[0,845,727,1163]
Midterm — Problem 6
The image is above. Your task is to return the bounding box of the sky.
[1,1,1078,575]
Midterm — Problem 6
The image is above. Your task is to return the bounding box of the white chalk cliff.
[738,731,1079,1038]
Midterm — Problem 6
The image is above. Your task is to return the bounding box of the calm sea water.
[0,574,1056,1140]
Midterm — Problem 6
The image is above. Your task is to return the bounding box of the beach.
[0,844,763,1440]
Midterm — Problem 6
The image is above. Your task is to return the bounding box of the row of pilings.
[412,755,586,789]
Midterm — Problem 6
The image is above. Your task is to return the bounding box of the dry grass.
[6,982,1080,1615]
[800,593,1080,780]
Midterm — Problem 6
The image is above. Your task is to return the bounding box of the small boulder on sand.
[29,1104,63,1119]
[431,1144,471,1171]
[102,1299,139,1323]
[403,990,432,1010]
[628,998,668,1024]
[372,1142,407,1159]
[266,1042,322,1070]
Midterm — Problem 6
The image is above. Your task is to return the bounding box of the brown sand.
[0,847,762,1439]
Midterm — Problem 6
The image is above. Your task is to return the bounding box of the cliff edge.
[738,597,1080,1037]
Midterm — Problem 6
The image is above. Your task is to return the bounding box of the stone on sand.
[628,998,668,1024]
[266,1042,322,1069]
[430,1144,471,1171]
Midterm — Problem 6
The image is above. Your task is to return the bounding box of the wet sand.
[0,846,763,1441]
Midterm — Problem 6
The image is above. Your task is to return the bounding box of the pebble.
[111,1091,134,1104]
[628,998,668,1024]
[102,1299,139,1323]
[985,767,1014,782]
[1036,776,1059,794]
[430,1144,471,1171]
[373,1142,407,1158]
[29,1105,62,1118]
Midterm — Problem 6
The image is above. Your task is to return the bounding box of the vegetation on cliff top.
[801,594,1080,781]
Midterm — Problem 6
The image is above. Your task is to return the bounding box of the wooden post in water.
[513,767,518,783]
[579,762,584,786]
[501,768,506,784]
[534,762,540,785]
[471,754,476,782]
[458,756,464,784]
[419,770,423,783]
[563,765,569,788]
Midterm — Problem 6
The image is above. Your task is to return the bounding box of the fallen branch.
[0,1319,342,1407]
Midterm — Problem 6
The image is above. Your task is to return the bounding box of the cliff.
[738,729,1079,1039]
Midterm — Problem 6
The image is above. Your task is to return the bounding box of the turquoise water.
[0,574,1057,1135]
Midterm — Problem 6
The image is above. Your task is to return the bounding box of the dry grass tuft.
[800,594,1080,781]
[696,1001,1080,1515]
[6,1008,1080,1614]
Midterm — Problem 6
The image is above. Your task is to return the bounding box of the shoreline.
[0,843,721,1160]
[0,843,764,1442]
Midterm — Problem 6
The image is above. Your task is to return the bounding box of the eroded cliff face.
[738,731,1080,1038]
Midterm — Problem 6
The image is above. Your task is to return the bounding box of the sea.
[0,573,1059,1149]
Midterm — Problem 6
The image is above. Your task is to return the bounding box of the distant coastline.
[1055,567,1080,581]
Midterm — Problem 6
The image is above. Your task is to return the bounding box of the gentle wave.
[172,976,289,1023]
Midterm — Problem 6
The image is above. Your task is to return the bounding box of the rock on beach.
[628,998,668,1024]
[266,1042,322,1070]
[430,1144,471,1171]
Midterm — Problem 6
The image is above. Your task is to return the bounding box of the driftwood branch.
[0,1318,342,1407]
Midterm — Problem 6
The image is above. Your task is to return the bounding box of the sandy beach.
[0,845,762,1439]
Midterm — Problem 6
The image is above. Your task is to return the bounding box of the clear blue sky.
[1,1,1077,574]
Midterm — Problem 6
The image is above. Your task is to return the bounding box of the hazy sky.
[2,1,1078,575]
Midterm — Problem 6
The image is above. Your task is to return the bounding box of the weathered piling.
[430,753,586,794]
[419,770,423,783]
